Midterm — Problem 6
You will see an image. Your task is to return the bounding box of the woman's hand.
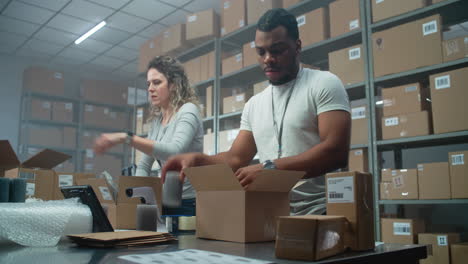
[93,132,126,154]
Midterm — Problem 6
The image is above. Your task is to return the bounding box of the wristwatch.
[124,132,134,145]
[262,160,277,170]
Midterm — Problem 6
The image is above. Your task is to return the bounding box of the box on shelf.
[139,35,162,73]
[382,169,418,200]
[83,152,122,180]
[275,215,346,261]
[329,44,365,85]
[381,218,425,244]
[185,164,305,242]
[451,243,468,264]
[429,67,468,134]
[326,171,374,251]
[52,101,74,123]
[23,67,65,95]
[381,168,393,182]
[222,53,243,75]
[62,127,76,149]
[161,23,189,55]
[417,162,451,199]
[297,7,329,47]
[380,181,391,200]
[448,151,468,198]
[81,130,123,153]
[242,41,257,68]
[186,9,219,45]
[247,0,282,25]
[381,83,429,117]
[222,93,249,114]
[54,159,75,173]
[253,80,269,95]
[82,104,129,130]
[30,98,52,120]
[442,36,468,62]
[348,148,368,172]
[203,131,215,155]
[184,57,201,84]
[381,111,431,140]
[27,126,64,148]
[372,14,442,77]
[221,0,246,36]
[81,80,128,106]
[371,0,427,23]
[329,0,360,38]
[418,233,460,264]
[350,105,368,145]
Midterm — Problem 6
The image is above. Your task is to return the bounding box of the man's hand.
[234,163,263,189]
[93,132,126,155]
[161,152,204,184]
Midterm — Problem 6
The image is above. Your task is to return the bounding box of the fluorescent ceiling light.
[75,21,106,45]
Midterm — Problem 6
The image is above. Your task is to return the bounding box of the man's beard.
[269,73,294,85]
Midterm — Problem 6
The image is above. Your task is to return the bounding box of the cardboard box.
[81,80,128,106]
[205,85,213,117]
[116,203,138,230]
[28,126,64,148]
[247,0,282,25]
[52,101,74,123]
[329,44,365,85]
[242,41,257,67]
[429,67,468,134]
[448,151,468,198]
[138,35,162,73]
[372,14,442,77]
[297,7,329,47]
[275,215,346,261]
[161,23,188,55]
[219,129,239,152]
[381,218,425,244]
[326,171,374,251]
[82,130,123,153]
[23,67,64,95]
[417,162,451,199]
[83,152,122,179]
[184,164,304,242]
[54,160,75,173]
[371,0,427,23]
[222,53,243,75]
[442,36,468,62]
[54,172,96,200]
[223,93,248,114]
[30,98,51,120]
[199,54,209,82]
[348,148,368,172]
[381,111,431,140]
[419,233,460,264]
[385,169,418,199]
[184,57,200,84]
[350,105,368,145]
[284,0,302,8]
[207,51,215,79]
[381,168,393,182]
[380,181,391,200]
[329,0,360,38]
[382,83,429,117]
[221,0,246,36]
[63,127,76,149]
[451,243,468,264]
[76,178,114,204]
[253,80,269,95]
[186,9,219,45]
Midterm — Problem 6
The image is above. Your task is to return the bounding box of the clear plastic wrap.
[0,198,92,247]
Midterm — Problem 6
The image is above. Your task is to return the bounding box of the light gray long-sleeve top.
[134,102,203,199]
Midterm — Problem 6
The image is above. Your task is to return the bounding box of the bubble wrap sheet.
[0,198,92,247]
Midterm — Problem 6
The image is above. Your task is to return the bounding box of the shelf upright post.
[214,38,221,154]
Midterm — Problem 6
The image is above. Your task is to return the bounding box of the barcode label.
[54,72,62,79]
[164,31,169,38]
[239,19,244,27]
[392,175,404,189]
[99,186,113,201]
[376,0,384,3]
[393,222,411,235]
[435,75,450,89]
[86,149,94,158]
[110,112,117,118]
[349,19,359,30]
[235,53,242,62]
[235,94,244,102]
[84,131,90,137]
[327,176,354,203]
[354,150,363,156]
[85,163,93,170]
[250,41,255,48]
[137,109,143,118]
[392,170,397,176]
[385,117,399,126]
[405,86,417,92]
[422,20,438,36]
[297,15,306,27]
[418,164,424,171]
[65,103,73,110]
[437,235,448,246]
[351,106,366,119]
[26,183,35,196]
[451,154,464,165]
[85,105,93,112]
[59,174,74,187]
[41,101,50,109]
[224,1,230,9]
[188,15,197,23]
[349,47,361,60]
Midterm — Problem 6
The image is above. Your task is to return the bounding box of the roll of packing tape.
[178,216,196,231]
[9,178,26,203]
[163,171,182,208]
[0,178,10,202]
[136,204,158,231]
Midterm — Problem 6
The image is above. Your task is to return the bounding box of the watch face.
[263,160,275,169]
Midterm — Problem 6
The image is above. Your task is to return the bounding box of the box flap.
[0,140,20,169]
[247,169,305,192]
[22,149,71,169]
[184,164,243,191]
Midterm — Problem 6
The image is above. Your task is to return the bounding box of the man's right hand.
[161,152,204,184]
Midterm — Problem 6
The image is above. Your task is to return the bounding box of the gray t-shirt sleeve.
[135,153,154,176]
[313,71,350,115]
[240,97,253,132]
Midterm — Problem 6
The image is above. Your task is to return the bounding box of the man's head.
[255,8,301,85]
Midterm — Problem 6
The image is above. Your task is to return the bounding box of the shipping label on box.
[449,151,468,198]
[329,44,364,85]
[381,111,430,140]
[330,0,360,38]
[419,233,460,264]
[381,218,425,244]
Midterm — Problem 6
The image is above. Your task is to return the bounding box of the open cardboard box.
[0,140,70,200]
[184,164,305,243]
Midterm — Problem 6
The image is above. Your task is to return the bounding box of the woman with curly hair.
[94,55,203,214]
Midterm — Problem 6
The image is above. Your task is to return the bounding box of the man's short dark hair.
[257,8,299,40]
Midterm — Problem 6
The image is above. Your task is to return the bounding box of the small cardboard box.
[371,0,427,23]
[381,111,431,140]
[448,151,468,198]
[247,0,282,25]
[161,23,188,55]
[442,36,468,62]
[23,67,64,95]
[419,233,460,264]
[222,53,243,75]
[380,181,392,200]
[329,0,360,38]
[223,93,247,114]
[81,80,128,106]
[350,105,368,145]
[382,83,429,117]
[76,178,114,204]
[372,14,442,77]
[242,41,257,68]
[54,173,96,200]
[297,7,329,47]
[451,243,468,264]
[381,168,392,182]
[275,215,346,261]
[389,169,418,200]
[326,171,374,251]
[329,44,365,85]
[186,9,219,45]
[139,35,162,73]
[417,162,451,199]
[348,148,368,172]
[184,164,304,243]
[381,218,425,244]
[27,126,64,148]
[429,67,468,134]
[52,101,74,123]
[116,203,138,230]
[30,98,52,120]
[221,0,246,36]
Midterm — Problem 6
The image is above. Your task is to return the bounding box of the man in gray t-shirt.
[162,8,351,215]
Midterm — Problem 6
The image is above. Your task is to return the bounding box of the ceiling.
[0,0,220,80]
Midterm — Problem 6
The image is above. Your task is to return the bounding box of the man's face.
[255,26,300,85]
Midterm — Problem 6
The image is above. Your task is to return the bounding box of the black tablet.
[61,185,114,233]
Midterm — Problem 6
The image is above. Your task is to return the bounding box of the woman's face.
[147,68,171,109]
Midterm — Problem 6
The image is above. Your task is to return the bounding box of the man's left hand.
[234,163,263,189]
